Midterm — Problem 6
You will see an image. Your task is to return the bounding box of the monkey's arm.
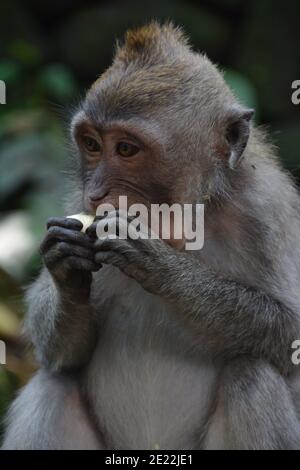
[165,261,298,375]
[94,228,298,376]
[25,269,98,372]
[26,217,100,372]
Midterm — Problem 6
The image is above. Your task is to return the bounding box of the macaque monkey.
[2,22,300,450]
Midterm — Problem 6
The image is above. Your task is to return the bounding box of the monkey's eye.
[117,142,139,158]
[82,134,101,154]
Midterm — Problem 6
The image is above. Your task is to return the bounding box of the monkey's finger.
[44,251,100,272]
[94,238,138,258]
[94,251,128,270]
[40,227,93,253]
[46,242,95,262]
[46,217,83,231]
[86,221,98,239]
[94,251,146,283]
[60,256,100,272]
[94,236,158,264]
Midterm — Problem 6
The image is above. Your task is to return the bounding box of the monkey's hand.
[91,211,179,296]
[40,217,99,300]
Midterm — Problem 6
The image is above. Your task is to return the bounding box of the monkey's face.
[73,117,177,214]
[72,114,187,249]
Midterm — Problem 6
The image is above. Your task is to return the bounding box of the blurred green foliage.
[0,0,299,432]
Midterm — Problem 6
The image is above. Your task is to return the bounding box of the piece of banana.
[66,213,95,233]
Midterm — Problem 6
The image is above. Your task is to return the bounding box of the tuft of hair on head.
[114,20,190,67]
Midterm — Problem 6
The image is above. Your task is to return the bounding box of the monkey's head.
[71,22,253,237]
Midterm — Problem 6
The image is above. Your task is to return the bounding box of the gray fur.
[2,21,300,449]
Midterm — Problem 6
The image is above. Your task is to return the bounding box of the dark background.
[0,0,299,433]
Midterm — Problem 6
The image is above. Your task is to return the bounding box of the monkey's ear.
[224,106,254,169]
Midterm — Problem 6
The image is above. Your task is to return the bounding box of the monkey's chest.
[85,300,218,450]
